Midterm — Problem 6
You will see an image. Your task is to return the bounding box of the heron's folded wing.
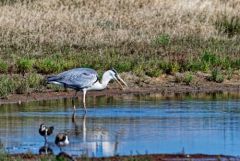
[67,72,98,88]
[57,68,98,89]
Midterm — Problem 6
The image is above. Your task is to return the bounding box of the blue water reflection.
[0,94,240,157]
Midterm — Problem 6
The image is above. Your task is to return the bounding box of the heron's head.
[107,68,128,89]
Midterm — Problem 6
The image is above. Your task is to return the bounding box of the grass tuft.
[35,58,61,74]
[0,59,8,73]
[16,58,34,75]
[0,75,15,98]
[209,68,224,83]
[183,72,193,85]
[153,34,170,47]
[215,14,240,37]
[15,79,29,94]
[26,73,44,88]
[226,67,233,80]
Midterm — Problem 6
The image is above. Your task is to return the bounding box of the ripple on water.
[0,96,240,157]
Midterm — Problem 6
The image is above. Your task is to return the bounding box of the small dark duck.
[55,133,69,150]
[39,123,54,142]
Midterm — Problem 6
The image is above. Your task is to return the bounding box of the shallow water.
[0,93,240,157]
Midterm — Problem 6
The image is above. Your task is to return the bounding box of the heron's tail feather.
[46,76,65,86]
[46,75,58,83]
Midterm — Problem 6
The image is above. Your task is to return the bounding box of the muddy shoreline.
[1,72,240,105]
[1,80,240,105]
[10,153,240,161]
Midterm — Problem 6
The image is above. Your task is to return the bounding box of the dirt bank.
[10,153,240,161]
[1,72,240,105]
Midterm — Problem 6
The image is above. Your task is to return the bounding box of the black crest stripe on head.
[111,67,118,74]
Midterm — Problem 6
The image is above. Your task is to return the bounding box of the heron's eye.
[110,72,115,77]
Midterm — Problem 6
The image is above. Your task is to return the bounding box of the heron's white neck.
[87,71,112,91]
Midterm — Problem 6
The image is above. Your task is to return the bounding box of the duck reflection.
[71,112,121,157]
[56,151,75,161]
[39,143,53,155]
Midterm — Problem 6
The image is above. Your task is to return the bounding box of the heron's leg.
[83,90,87,113]
[72,91,78,111]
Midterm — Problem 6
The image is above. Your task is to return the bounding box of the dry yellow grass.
[0,0,240,97]
[0,0,239,56]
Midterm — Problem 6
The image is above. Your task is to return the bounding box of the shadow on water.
[1,92,240,157]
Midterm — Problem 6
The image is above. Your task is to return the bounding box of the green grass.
[183,72,193,85]
[15,79,29,94]
[16,58,34,75]
[226,67,233,80]
[0,73,45,97]
[26,73,44,88]
[153,34,171,47]
[0,24,239,98]
[174,72,194,85]
[209,68,224,83]
[1,36,240,76]
[35,58,61,74]
[0,59,8,73]
[0,75,16,98]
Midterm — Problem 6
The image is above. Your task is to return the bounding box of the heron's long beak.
[115,75,128,89]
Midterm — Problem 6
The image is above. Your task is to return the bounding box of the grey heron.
[47,68,127,112]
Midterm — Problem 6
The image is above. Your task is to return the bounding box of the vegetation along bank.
[0,0,240,99]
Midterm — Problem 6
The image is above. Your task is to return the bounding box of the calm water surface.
[0,93,240,157]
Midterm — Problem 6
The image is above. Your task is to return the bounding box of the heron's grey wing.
[51,68,98,89]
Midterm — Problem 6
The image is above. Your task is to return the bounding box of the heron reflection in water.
[71,112,121,157]
[47,68,127,113]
